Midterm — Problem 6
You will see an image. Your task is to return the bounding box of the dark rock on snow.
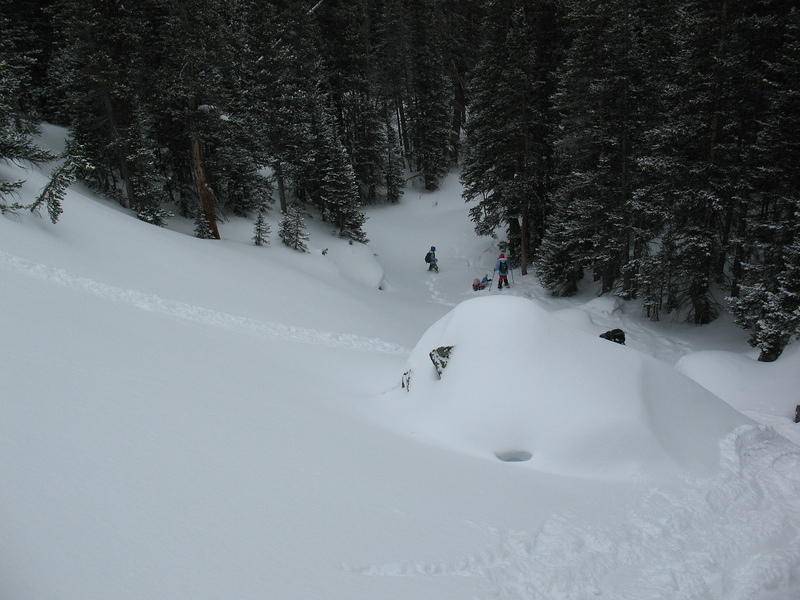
[429,345,454,379]
[599,329,626,345]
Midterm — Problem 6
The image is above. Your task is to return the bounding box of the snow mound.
[397,296,750,479]
[552,307,597,333]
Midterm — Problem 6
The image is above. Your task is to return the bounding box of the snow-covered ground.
[1,124,799,600]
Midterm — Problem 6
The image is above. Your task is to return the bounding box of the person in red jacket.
[494,253,509,289]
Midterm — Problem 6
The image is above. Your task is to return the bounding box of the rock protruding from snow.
[429,345,453,379]
[393,296,750,480]
[599,328,626,345]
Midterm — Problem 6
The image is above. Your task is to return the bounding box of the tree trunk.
[101,90,134,209]
[728,200,747,297]
[690,276,713,324]
[519,209,530,276]
[394,102,406,167]
[449,59,466,165]
[275,161,287,213]
[397,97,411,164]
[190,137,221,239]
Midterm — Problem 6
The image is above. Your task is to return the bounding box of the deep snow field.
[1,125,799,600]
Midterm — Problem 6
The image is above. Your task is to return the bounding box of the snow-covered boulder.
[396,296,749,480]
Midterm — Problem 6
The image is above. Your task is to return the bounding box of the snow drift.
[395,296,750,479]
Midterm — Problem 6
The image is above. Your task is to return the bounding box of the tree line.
[2,0,479,243]
[1,0,798,360]
[461,0,799,361]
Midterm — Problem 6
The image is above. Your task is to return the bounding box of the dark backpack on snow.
[499,260,508,275]
[425,251,432,263]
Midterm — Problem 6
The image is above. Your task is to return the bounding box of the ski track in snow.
[0,251,409,355]
[347,425,800,600]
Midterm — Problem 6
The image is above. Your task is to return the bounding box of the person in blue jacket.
[425,246,438,272]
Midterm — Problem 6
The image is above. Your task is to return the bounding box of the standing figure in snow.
[495,253,510,289]
[425,246,439,272]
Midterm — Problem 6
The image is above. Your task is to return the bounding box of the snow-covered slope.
[1,125,799,600]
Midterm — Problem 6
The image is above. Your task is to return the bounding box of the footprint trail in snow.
[0,250,409,355]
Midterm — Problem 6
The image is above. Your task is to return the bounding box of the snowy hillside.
[2,125,799,600]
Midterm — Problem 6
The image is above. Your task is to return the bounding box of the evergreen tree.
[383,115,404,203]
[280,202,309,252]
[315,0,385,204]
[372,0,411,162]
[639,0,782,323]
[193,209,215,239]
[252,208,271,247]
[320,128,368,243]
[730,5,800,360]
[0,11,87,222]
[538,0,672,296]
[9,0,57,120]
[535,198,587,296]
[439,0,484,164]
[46,0,157,207]
[0,49,54,204]
[244,1,325,214]
[406,0,450,190]
[125,108,170,225]
[0,7,40,130]
[462,0,561,275]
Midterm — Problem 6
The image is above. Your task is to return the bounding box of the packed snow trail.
[0,250,409,355]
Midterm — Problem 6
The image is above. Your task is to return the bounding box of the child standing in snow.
[495,253,509,289]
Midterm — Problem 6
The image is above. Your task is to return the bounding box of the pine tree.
[26,142,90,224]
[730,4,800,360]
[243,1,324,214]
[280,202,309,252]
[46,0,156,207]
[406,0,450,190]
[462,0,561,275]
[130,0,248,239]
[319,126,368,243]
[314,0,385,204]
[383,115,404,204]
[439,0,484,164]
[535,198,587,296]
[0,11,53,205]
[539,0,673,296]
[10,0,56,120]
[125,108,170,225]
[639,0,783,323]
[252,208,271,247]
[371,0,413,169]
[194,209,215,239]
[0,115,53,207]
[0,11,87,222]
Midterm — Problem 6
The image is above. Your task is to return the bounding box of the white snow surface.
[384,295,748,479]
[1,124,799,600]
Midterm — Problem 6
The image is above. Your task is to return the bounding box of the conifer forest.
[2,0,799,361]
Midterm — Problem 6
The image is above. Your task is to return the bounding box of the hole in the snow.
[495,450,532,462]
